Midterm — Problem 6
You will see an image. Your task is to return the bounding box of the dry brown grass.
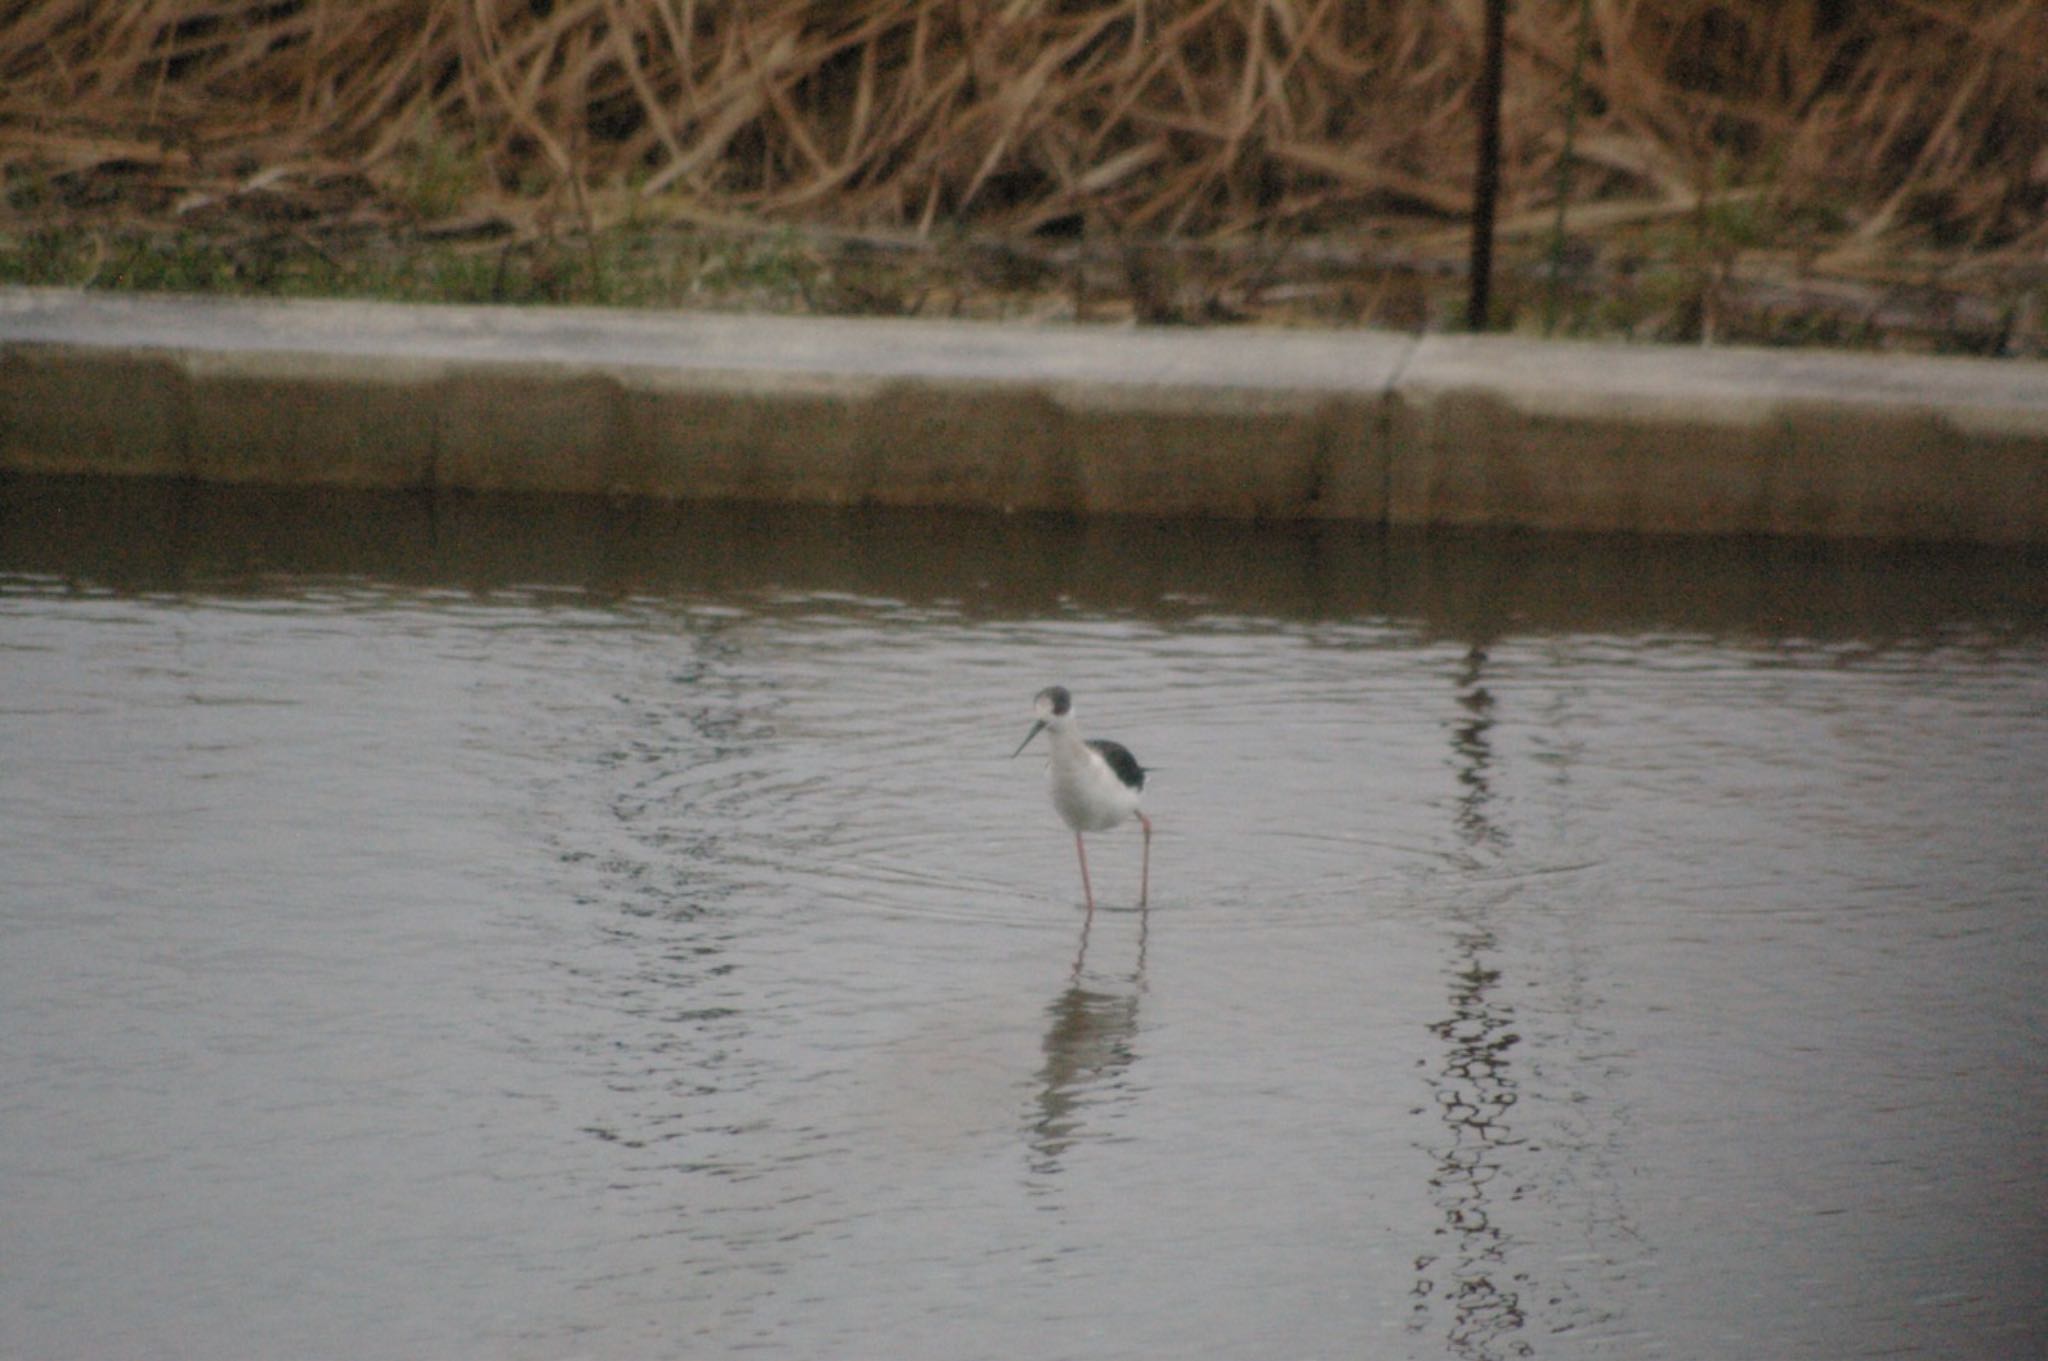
[2,0,2042,255]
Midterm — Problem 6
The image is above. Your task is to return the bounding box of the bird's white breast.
[1048,743,1140,832]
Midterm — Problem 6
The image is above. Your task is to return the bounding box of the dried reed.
[2,0,2042,251]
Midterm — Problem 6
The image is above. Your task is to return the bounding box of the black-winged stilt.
[1011,685,1151,910]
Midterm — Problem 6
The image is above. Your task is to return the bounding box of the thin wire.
[1544,0,1595,335]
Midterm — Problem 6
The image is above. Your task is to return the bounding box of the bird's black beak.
[1011,719,1046,758]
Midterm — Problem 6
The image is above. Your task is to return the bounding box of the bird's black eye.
[1038,685,1072,716]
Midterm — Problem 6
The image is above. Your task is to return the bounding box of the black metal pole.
[1467,0,1508,332]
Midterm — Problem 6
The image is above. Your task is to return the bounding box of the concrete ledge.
[1394,336,2048,542]
[3,287,2045,541]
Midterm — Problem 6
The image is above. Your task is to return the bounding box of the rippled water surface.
[3,478,2045,1360]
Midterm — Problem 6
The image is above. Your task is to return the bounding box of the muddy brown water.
[3,476,2044,1360]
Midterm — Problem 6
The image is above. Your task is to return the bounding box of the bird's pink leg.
[1137,813,1152,906]
[1074,832,1095,911]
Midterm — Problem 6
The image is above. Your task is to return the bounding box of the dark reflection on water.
[1415,931,1531,1358]
[1031,909,1150,1178]
[4,472,2042,639]
[1449,645,1509,856]
[1413,642,1538,1360]
[3,473,2045,1361]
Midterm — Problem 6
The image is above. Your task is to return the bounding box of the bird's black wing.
[1086,738,1146,792]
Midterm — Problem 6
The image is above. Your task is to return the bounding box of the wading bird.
[1012,686,1150,910]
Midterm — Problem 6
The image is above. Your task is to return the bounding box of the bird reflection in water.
[1027,905,1150,1178]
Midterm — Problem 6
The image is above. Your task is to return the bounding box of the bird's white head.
[1011,684,1074,757]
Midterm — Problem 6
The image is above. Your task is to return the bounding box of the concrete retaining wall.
[4,288,2045,542]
